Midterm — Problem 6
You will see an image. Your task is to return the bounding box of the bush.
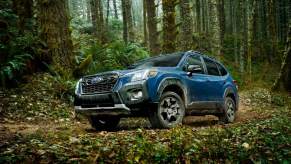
[74,41,149,76]
[0,0,38,87]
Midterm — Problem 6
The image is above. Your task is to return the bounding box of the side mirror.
[187,65,202,74]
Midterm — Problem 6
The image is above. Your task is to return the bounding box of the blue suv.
[74,51,239,129]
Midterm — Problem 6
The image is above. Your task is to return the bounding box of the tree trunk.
[248,0,257,82]
[162,0,177,53]
[90,0,98,35]
[180,0,193,51]
[267,0,277,63]
[97,0,106,43]
[217,0,225,56]
[125,0,134,42]
[86,0,91,22]
[106,0,110,26]
[113,0,118,19]
[195,0,201,33]
[121,0,128,43]
[143,0,148,48]
[146,0,160,55]
[37,0,74,70]
[272,25,291,91]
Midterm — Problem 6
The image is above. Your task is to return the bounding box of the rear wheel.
[89,116,120,130]
[218,97,236,123]
[149,92,185,128]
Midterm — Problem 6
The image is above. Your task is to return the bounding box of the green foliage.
[0,0,38,87]
[75,41,149,76]
[0,107,290,163]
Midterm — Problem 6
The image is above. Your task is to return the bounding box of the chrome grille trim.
[81,73,118,94]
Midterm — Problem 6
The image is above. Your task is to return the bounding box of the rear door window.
[217,63,228,76]
[203,58,220,76]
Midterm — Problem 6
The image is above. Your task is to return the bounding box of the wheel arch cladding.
[224,88,238,110]
[157,78,188,104]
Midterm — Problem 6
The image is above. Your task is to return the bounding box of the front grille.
[81,73,118,94]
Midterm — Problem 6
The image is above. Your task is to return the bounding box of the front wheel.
[149,92,185,129]
[218,97,236,123]
[89,116,120,130]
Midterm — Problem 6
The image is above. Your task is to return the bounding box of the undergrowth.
[0,106,290,163]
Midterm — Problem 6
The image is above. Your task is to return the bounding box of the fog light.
[130,90,143,101]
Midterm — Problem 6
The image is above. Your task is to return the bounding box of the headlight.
[75,78,82,94]
[130,69,158,82]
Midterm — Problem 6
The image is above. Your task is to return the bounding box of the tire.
[88,116,120,130]
[218,97,236,123]
[149,91,185,129]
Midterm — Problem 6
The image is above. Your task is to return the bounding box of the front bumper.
[75,104,130,116]
[74,80,149,116]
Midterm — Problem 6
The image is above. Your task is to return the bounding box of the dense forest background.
[0,0,291,163]
[0,0,290,91]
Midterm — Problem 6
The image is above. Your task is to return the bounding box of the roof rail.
[188,50,218,60]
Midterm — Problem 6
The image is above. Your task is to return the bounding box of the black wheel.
[219,97,236,123]
[88,116,120,130]
[149,91,185,128]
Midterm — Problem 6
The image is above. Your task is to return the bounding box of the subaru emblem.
[91,77,103,84]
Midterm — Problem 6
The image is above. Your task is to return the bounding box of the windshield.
[129,52,184,69]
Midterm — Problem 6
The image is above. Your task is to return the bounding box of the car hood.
[88,67,177,77]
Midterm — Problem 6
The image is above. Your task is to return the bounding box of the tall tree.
[106,0,110,26]
[121,0,134,43]
[113,0,118,19]
[86,0,91,22]
[37,0,74,69]
[179,0,193,51]
[126,0,134,42]
[146,0,160,55]
[143,0,148,48]
[97,0,106,43]
[90,0,106,43]
[217,0,225,56]
[162,0,177,53]
[272,25,291,91]
[266,0,277,63]
[121,0,128,43]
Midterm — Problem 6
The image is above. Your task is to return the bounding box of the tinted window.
[184,55,204,74]
[217,63,228,76]
[204,58,220,76]
[129,52,184,69]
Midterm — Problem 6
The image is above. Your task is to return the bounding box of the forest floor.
[0,73,290,163]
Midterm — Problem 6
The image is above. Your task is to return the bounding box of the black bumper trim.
[75,104,130,116]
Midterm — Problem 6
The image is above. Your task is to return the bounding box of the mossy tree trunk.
[162,0,177,53]
[272,25,291,92]
[146,0,160,55]
[180,0,193,51]
[37,0,74,70]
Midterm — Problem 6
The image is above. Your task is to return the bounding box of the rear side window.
[217,63,228,76]
[203,58,220,76]
[185,55,204,74]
